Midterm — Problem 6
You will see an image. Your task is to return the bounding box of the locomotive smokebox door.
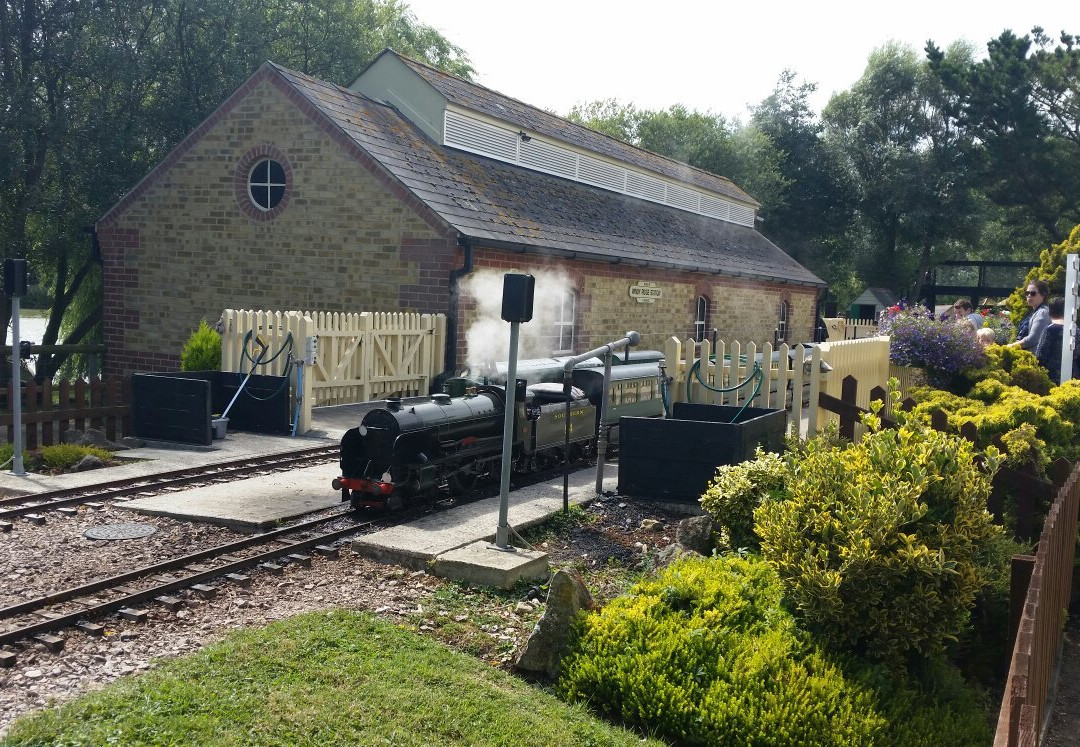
[501,273,535,323]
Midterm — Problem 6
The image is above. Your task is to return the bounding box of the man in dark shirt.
[1036,297,1080,385]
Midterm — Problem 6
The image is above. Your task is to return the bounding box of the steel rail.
[0,445,339,520]
[0,508,355,622]
[0,518,371,648]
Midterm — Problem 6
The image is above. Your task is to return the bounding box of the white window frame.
[248,158,287,211]
[694,295,708,343]
[777,300,789,343]
[554,290,576,354]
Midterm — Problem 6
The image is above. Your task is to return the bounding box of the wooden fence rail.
[0,377,131,447]
[995,462,1080,747]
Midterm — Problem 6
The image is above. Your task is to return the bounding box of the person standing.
[1009,281,1050,351]
[952,299,983,331]
[1036,297,1080,385]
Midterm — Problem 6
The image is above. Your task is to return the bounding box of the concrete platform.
[119,463,344,531]
[353,462,617,574]
[433,541,549,589]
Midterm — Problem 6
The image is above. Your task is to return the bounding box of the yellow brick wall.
[100,74,452,371]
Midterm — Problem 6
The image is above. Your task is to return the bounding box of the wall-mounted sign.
[629,281,662,303]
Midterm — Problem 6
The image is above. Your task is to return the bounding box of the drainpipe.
[440,235,473,385]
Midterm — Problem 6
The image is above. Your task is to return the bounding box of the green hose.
[687,358,764,423]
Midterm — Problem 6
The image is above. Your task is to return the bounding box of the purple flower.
[878,306,987,376]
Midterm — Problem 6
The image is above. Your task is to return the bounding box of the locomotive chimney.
[386,397,403,411]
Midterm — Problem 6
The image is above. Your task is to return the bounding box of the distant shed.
[848,287,898,321]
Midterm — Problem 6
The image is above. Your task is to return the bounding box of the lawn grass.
[1,610,662,747]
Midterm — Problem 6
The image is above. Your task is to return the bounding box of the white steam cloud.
[461,268,573,372]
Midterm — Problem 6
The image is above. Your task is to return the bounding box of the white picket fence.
[662,335,894,438]
[220,309,446,435]
[822,317,881,340]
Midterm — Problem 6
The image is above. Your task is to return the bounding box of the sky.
[402,0,1076,121]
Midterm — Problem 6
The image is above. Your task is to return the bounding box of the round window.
[248,158,287,211]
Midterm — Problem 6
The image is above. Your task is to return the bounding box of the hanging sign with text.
[628,281,662,303]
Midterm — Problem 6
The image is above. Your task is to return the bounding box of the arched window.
[776,300,789,343]
[694,296,708,343]
[554,290,576,354]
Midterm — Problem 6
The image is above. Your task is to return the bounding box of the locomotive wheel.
[449,468,479,494]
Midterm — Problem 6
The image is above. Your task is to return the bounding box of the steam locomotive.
[332,355,665,510]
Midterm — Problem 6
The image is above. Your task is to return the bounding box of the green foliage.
[0,442,30,467]
[39,444,113,472]
[180,320,222,372]
[1003,224,1080,322]
[558,555,991,746]
[699,447,786,550]
[956,344,1052,396]
[754,408,1002,663]
[908,378,1080,467]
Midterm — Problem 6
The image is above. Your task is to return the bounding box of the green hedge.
[557,555,991,746]
[754,409,1001,663]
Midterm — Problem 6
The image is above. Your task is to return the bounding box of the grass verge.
[1,610,662,747]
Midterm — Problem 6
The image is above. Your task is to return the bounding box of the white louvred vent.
[445,110,517,161]
[577,155,624,192]
[519,138,576,179]
[625,171,665,202]
[729,203,755,227]
[699,195,731,222]
[666,184,699,212]
[442,108,757,228]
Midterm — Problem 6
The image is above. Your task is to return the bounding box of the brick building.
[96,49,824,376]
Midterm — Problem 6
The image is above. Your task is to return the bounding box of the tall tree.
[927,28,1080,245]
[823,42,981,299]
[750,71,857,296]
[0,0,472,381]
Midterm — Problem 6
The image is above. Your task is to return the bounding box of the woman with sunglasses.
[1009,280,1051,350]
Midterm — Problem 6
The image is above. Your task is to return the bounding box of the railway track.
[0,445,339,523]
[0,508,372,659]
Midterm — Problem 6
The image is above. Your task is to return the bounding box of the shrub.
[558,555,884,745]
[1004,223,1079,322]
[0,442,30,467]
[754,407,1002,663]
[39,444,112,472]
[180,320,222,372]
[699,447,786,550]
[878,307,986,385]
[557,555,992,746]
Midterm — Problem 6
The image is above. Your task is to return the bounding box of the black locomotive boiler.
[333,380,596,510]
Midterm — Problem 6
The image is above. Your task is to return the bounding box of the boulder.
[514,569,594,678]
[119,436,146,449]
[676,515,716,556]
[71,454,105,472]
[75,428,125,451]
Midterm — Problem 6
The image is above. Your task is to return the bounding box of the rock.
[71,454,105,472]
[640,518,662,531]
[656,543,697,568]
[79,428,124,450]
[119,436,146,449]
[63,428,83,444]
[514,569,593,678]
[514,602,534,614]
[676,515,716,556]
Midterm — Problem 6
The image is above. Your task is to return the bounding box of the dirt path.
[1042,610,1080,744]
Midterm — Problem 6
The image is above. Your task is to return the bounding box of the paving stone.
[76,622,105,636]
[190,584,218,598]
[32,633,64,652]
[155,596,184,611]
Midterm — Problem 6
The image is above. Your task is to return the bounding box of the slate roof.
[274,64,824,287]
[391,52,759,209]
